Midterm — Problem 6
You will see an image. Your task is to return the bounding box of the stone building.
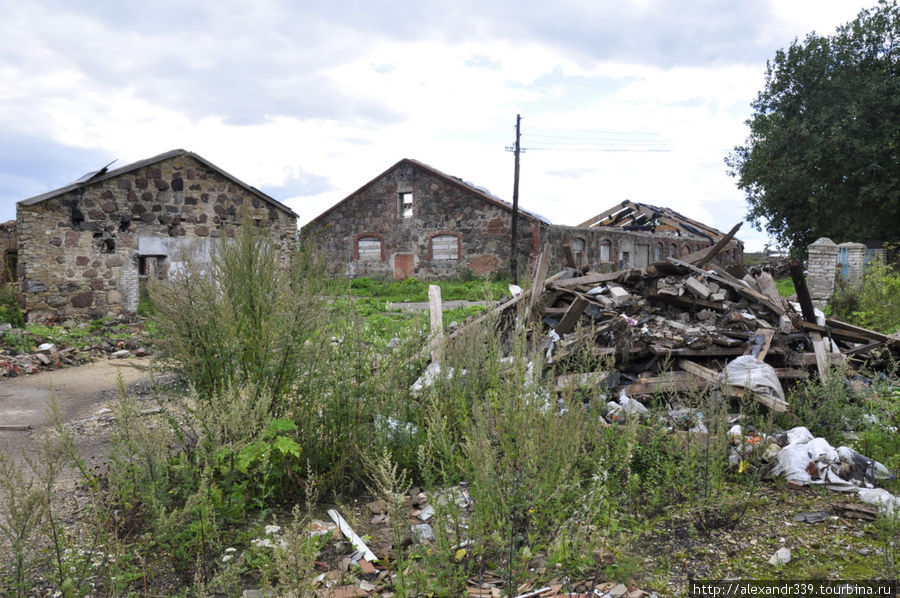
[16,149,297,321]
[301,159,548,280]
[301,159,742,280]
[1,220,16,284]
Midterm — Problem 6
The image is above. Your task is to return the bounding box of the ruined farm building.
[15,149,297,321]
[301,159,742,280]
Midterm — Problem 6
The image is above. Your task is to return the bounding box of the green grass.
[349,276,508,303]
[775,278,795,297]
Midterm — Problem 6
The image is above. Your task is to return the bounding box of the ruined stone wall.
[0,220,16,283]
[17,153,297,320]
[301,162,542,280]
[541,226,738,271]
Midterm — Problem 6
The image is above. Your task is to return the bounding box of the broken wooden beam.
[328,509,378,562]
[680,222,742,267]
[790,260,817,324]
[809,331,830,382]
[527,243,552,320]
[647,290,726,312]
[555,297,588,335]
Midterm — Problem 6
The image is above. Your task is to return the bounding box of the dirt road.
[0,357,158,462]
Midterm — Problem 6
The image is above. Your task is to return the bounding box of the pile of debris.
[0,319,149,378]
[244,488,656,598]
[451,234,898,415]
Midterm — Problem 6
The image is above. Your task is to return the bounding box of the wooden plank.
[684,222,743,267]
[790,261,817,323]
[0,424,33,431]
[447,271,566,341]
[555,297,588,335]
[826,317,896,344]
[428,285,443,364]
[647,290,727,312]
[676,359,789,411]
[809,332,830,381]
[676,359,720,382]
[555,371,614,391]
[756,272,788,312]
[528,243,552,319]
[328,509,378,562]
[551,270,625,289]
[843,341,886,356]
[794,320,873,344]
[562,244,577,268]
[652,345,747,358]
[756,328,775,362]
[774,368,808,379]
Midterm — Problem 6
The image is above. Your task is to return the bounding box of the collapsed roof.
[577,200,732,244]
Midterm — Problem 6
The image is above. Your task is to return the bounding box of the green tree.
[726,0,900,252]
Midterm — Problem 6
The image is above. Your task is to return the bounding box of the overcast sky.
[0,0,875,251]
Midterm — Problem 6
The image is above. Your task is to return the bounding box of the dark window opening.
[139,256,166,280]
[102,238,116,253]
[71,208,85,228]
[3,251,16,282]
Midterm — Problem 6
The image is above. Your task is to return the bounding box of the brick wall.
[807,237,838,308]
[17,153,297,320]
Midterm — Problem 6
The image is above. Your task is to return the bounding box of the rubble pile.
[458,248,898,414]
[0,318,149,378]
[266,487,657,598]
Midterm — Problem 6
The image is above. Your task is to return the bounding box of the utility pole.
[510,114,521,283]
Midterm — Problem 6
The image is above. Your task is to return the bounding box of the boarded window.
[571,238,585,264]
[399,192,413,218]
[432,234,459,260]
[599,240,612,262]
[358,236,382,261]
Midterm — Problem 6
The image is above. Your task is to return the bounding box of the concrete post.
[807,237,838,308]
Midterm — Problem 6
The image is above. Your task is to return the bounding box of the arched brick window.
[669,243,677,257]
[654,243,664,262]
[430,233,461,260]
[680,244,691,257]
[355,234,385,261]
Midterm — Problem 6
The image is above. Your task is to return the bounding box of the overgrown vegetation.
[829,261,900,334]
[2,228,897,595]
[0,282,23,327]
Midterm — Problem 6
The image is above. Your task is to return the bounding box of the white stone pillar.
[807,237,838,308]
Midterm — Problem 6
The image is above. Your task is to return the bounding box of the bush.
[830,262,900,334]
[0,283,23,327]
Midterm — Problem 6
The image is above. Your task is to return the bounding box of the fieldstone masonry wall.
[18,153,296,320]
[807,237,838,308]
[303,159,745,281]
[302,161,542,280]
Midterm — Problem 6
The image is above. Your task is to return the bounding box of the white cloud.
[0,0,880,250]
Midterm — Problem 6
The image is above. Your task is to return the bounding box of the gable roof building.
[301,159,742,280]
[16,149,297,320]
[302,158,548,279]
